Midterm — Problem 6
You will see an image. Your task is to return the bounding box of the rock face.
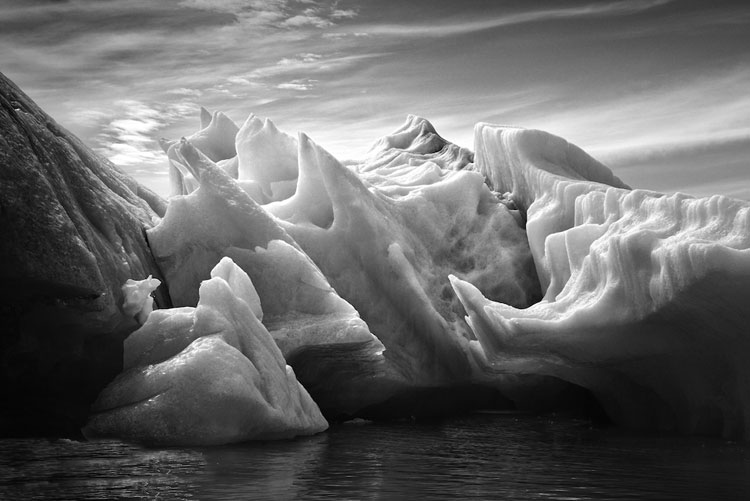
[0,72,168,435]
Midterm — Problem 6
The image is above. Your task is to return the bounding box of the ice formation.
[122,275,161,325]
[450,124,750,438]
[6,64,747,442]
[153,111,556,417]
[150,108,750,439]
[83,258,328,445]
[236,114,299,201]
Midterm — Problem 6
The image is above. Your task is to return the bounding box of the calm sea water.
[2,412,749,500]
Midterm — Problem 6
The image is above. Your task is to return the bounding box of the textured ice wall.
[451,124,750,438]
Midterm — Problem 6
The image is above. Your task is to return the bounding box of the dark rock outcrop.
[0,72,169,436]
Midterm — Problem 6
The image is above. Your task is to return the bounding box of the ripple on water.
[2,414,750,500]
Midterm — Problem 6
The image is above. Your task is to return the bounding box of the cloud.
[276,78,317,91]
[177,0,287,21]
[0,0,366,170]
[2,0,748,201]
[166,88,204,98]
[177,0,355,30]
[281,8,333,28]
[278,53,323,66]
[529,66,750,160]
[343,0,674,38]
[93,100,197,168]
[230,53,383,85]
[331,9,357,19]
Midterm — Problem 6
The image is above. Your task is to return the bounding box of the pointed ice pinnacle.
[148,139,297,306]
[236,114,298,198]
[188,110,239,162]
[264,132,334,228]
[269,121,539,387]
[199,106,212,129]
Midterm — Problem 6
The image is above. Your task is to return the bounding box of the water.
[2,412,749,500]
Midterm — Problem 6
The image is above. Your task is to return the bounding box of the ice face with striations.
[451,124,750,438]
[83,257,328,446]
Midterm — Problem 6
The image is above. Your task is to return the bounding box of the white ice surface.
[148,109,750,439]
[451,123,750,438]
[121,275,160,325]
[84,258,327,445]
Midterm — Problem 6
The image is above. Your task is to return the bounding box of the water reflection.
[2,413,750,500]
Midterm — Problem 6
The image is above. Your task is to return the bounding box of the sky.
[1,0,749,199]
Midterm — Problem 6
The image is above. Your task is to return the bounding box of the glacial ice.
[15,65,748,443]
[148,135,391,415]
[83,258,328,445]
[113,106,750,441]
[121,275,161,325]
[263,125,542,386]
[236,114,299,202]
[160,109,240,197]
[156,111,569,420]
[450,123,750,438]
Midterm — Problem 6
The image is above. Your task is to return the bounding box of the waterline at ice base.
[1,71,749,445]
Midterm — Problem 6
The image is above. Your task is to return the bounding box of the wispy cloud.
[177,0,353,30]
[525,66,750,160]
[276,78,318,91]
[343,0,674,38]
[1,0,748,200]
[94,100,198,167]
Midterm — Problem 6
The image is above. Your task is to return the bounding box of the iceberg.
[236,114,299,201]
[264,123,542,386]
[3,66,749,442]
[83,258,328,446]
[149,137,389,416]
[156,112,570,420]
[161,108,240,197]
[450,124,750,438]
